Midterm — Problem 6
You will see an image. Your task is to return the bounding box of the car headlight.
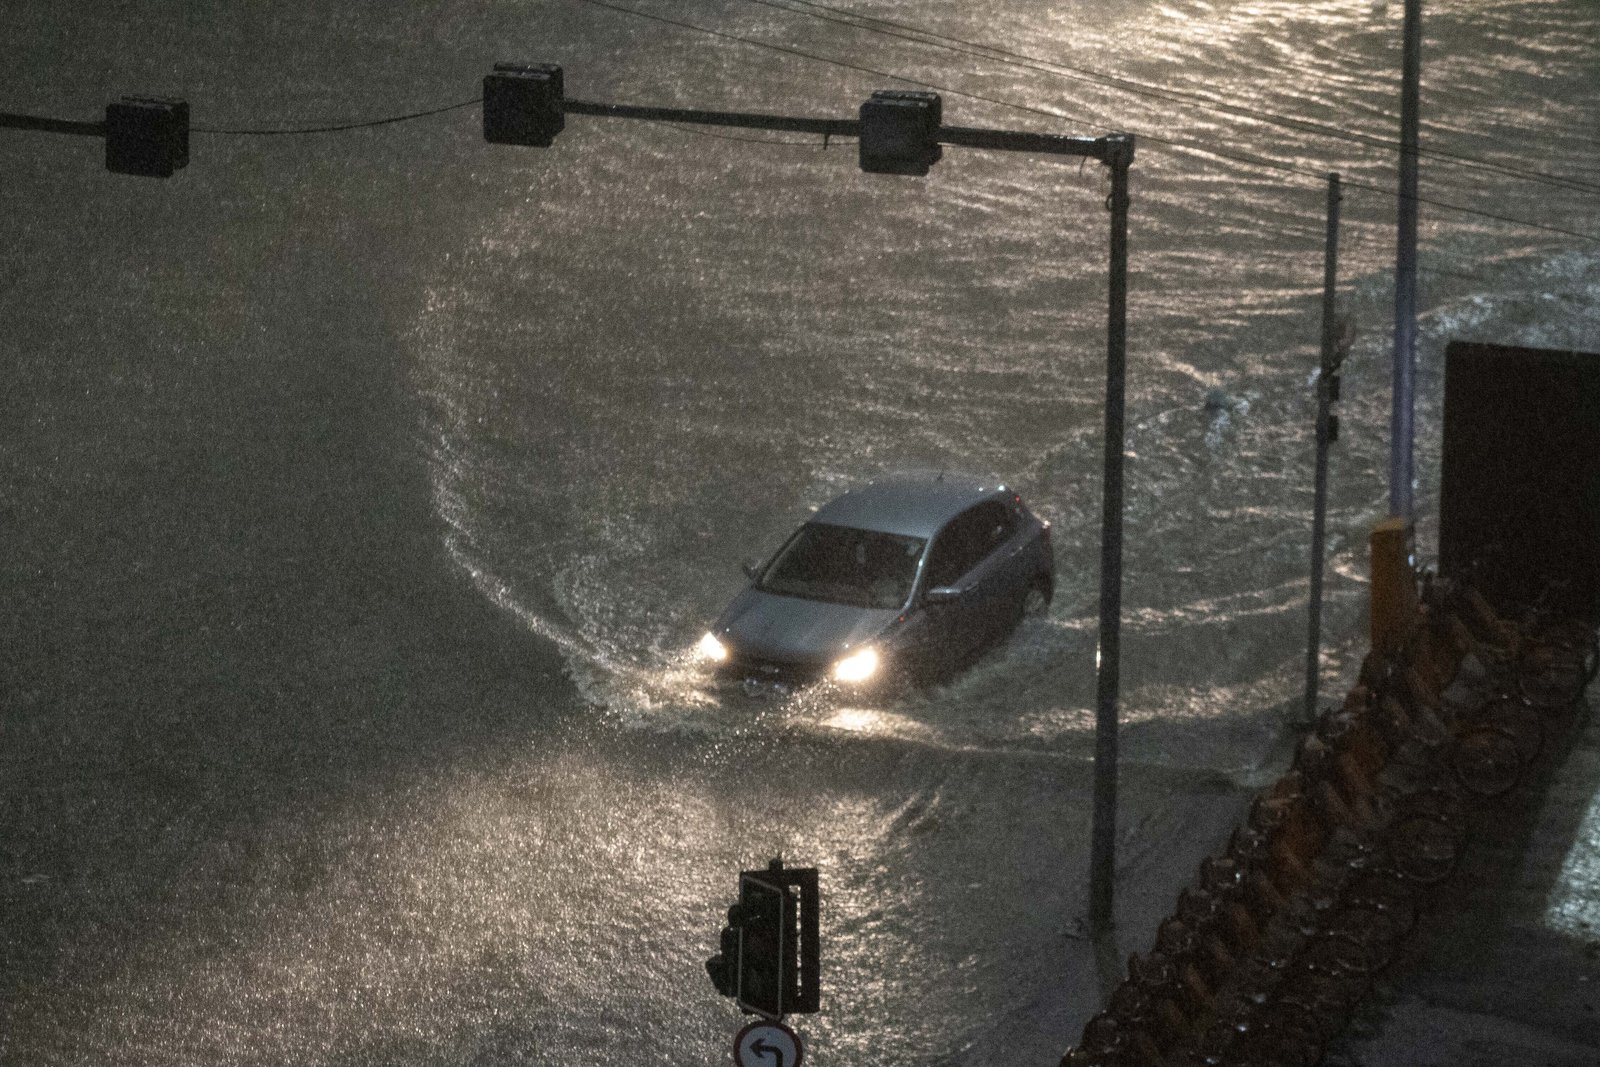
[697,632,728,662]
[832,646,879,683]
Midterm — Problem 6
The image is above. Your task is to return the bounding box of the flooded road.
[3,0,1598,1062]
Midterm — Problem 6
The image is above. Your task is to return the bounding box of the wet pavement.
[1324,702,1600,1065]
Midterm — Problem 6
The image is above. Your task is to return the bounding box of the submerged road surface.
[4,0,1600,1063]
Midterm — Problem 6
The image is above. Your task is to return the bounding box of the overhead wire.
[1339,180,1599,245]
[745,0,1600,198]
[122,0,1597,243]
[572,0,1600,244]
[192,97,480,136]
[188,89,828,151]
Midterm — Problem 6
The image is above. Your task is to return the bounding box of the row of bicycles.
[1062,575,1598,1067]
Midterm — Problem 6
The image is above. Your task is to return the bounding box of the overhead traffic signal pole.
[1391,0,1423,521]
[1090,136,1130,936]
[485,66,1125,162]
[1,98,190,177]
[484,64,1135,937]
[0,113,105,136]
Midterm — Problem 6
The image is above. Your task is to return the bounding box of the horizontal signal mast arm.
[563,98,857,138]
[0,112,106,136]
[560,98,1132,161]
[937,125,1129,161]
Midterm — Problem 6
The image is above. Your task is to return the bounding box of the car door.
[955,501,1025,641]
[919,501,1018,664]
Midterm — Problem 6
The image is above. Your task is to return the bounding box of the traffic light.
[483,63,564,146]
[706,858,820,1020]
[105,97,188,177]
[737,872,790,1018]
[858,90,942,176]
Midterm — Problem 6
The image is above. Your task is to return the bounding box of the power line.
[1343,179,1600,244]
[192,97,480,136]
[572,0,1096,127]
[572,0,1600,244]
[736,0,1600,198]
[26,0,1583,244]
[775,0,1600,196]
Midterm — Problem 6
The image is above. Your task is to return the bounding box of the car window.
[924,502,1015,589]
[759,523,926,609]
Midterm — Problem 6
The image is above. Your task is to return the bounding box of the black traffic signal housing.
[483,63,565,146]
[859,90,942,176]
[706,859,819,1019]
[736,871,790,1018]
[105,97,188,178]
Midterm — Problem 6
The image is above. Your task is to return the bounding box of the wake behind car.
[698,476,1053,688]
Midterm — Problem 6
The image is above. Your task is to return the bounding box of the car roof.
[809,476,1010,539]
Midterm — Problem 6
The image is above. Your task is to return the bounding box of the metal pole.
[0,112,106,137]
[1089,136,1132,934]
[1305,173,1343,721]
[1391,0,1423,518]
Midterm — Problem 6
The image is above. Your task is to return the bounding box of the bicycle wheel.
[1450,728,1521,798]
[1479,696,1544,764]
[1384,815,1464,883]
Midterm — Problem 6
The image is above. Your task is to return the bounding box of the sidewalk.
[1325,704,1600,1065]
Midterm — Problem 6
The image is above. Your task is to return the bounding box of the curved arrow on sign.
[734,1019,803,1067]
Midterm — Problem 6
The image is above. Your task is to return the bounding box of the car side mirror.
[742,560,761,580]
[924,586,962,605]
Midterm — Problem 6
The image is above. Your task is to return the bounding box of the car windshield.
[758,523,926,609]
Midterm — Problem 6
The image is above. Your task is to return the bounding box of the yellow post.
[1370,517,1418,659]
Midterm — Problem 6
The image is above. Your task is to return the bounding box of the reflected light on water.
[825,706,885,733]
[818,705,944,746]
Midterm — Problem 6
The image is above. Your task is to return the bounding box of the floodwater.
[3,1,1598,1063]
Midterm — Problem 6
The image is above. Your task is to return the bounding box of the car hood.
[715,588,899,664]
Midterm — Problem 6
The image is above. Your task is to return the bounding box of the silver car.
[698,476,1054,688]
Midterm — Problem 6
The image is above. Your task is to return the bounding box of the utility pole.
[1305,174,1344,722]
[1089,138,1131,936]
[1391,0,1423,519]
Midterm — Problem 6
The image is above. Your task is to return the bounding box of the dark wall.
[1439,341,1600,621]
